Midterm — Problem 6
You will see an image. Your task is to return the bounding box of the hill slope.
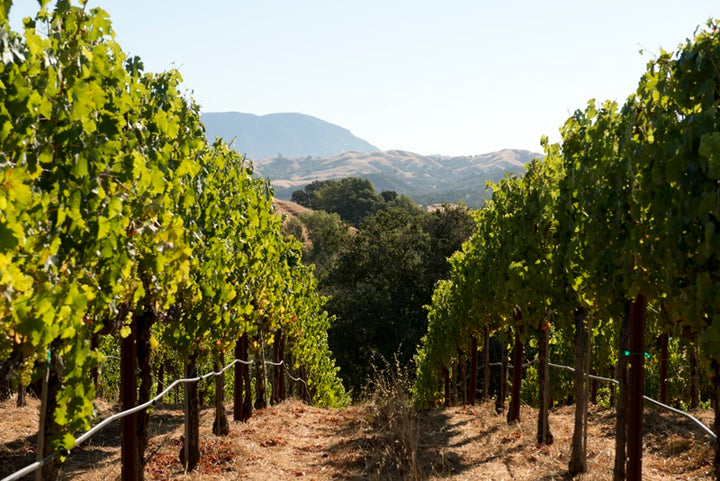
[259,149,540,207]
[201,112,379,160]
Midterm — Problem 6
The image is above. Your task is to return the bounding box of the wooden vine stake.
[507,321,523,424]
[34,350,51,481]
[659,332,669,404]
[627,293,647,481]
[469,335,478,406]
[120,317,138,481]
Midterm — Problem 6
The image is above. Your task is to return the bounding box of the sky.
[9,1,720,156]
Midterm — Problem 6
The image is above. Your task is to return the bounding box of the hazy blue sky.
[10,1,719,155]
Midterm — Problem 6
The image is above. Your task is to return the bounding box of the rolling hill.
[259,149,540,208]
[200,111,541,207]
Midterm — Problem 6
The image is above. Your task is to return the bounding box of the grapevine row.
[0,2,346,479]
[413,19,720,481]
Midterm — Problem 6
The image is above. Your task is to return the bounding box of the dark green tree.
[324,203,475,392]
[325,206,429,391]
[298,210,352,280]
[422,204,477,282]
[289,189,311,208]
[291,178,382,226]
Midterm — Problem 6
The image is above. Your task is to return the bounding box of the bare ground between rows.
[0,396,714,480]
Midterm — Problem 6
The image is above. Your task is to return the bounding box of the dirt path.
[1,397,714,480]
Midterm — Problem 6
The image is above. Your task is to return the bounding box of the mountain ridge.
[200,111,541,207]
[201,112,378,160]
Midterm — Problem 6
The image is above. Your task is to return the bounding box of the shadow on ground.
[0,404,184,480]
[317,407,489,480]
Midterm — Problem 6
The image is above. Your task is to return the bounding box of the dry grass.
[416,403,714,480]
[0,394,715,480]
[273,199,313,218]
[361,362,422,479]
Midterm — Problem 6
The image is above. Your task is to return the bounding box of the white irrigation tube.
[259,358,309,387]
[2,453,58,481]
[254,358,308,385]
[75,358,254,446]
[2,357,257,481]
[548,362,717,440]
[487,358,538,368]
[264,359,309,386]
[285,369,308,385]
[548,362,616,384]
[264,359,309,387]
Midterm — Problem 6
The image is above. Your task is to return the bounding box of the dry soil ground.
[0,396,715,480]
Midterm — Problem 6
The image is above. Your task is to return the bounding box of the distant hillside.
[201,112,378,160]
[260,149,541,208]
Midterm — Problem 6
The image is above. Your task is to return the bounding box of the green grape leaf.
[699,132,720,179]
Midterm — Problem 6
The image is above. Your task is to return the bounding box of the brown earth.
[0,396,715,480]
[273,198,313,218]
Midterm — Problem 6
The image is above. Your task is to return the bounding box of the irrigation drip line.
[250,358,306,384]
[548,362,716,440]
[466,357,714,440]
[260,359,309,386]
[285,368,308,385]
[1,356,294,481]
[487,358,538,368]
[75,358,253,446]
[1,452,58,481]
